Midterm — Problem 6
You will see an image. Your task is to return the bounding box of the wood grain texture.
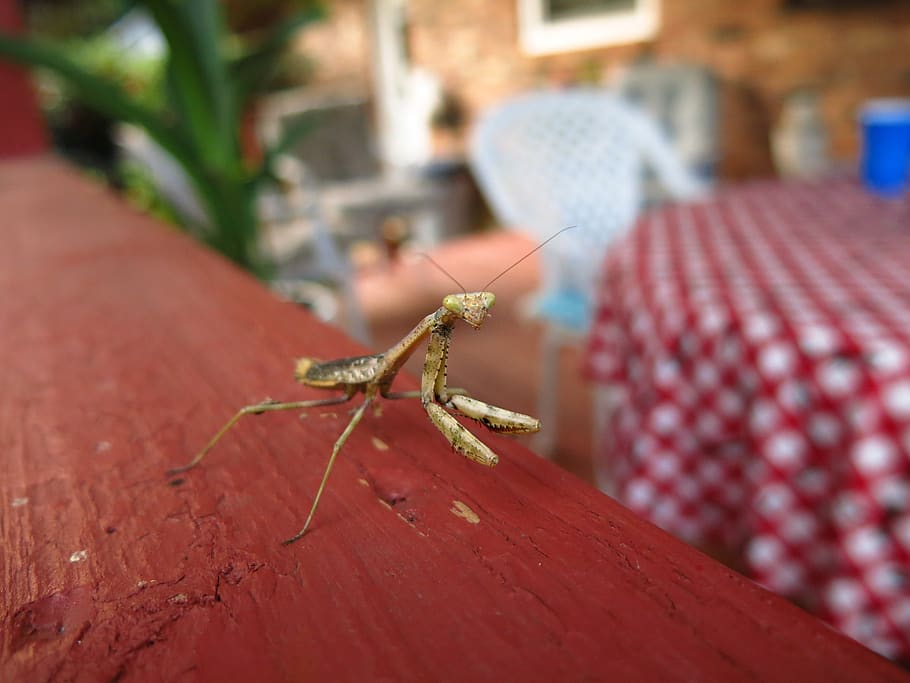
[1,157,907,682]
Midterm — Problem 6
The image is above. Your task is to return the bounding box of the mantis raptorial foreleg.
[446,394,541,434]
[418,321,535,465]
[425,403,499,466]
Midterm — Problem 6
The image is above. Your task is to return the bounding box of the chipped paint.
[450,500,480,524]
[69,550,88,563]
[371,436,389,451]
[11,497,28,507]
[357,478,370,487]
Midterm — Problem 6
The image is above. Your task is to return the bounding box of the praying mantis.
[168,229,571,544]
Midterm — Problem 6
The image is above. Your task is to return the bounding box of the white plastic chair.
[468,88,704,456]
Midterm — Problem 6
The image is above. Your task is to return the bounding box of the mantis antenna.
[482,225,576,290]
[417,252,467,294]
[419,225,576,293]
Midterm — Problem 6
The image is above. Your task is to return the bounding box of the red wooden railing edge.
[1,156,908,682]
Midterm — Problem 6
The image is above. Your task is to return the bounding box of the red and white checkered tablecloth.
[584,177,910,660]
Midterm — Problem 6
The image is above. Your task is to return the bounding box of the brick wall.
[293,0,373,90]
[301,1,910,179]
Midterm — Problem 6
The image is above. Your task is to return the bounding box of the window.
[518,0,660,55]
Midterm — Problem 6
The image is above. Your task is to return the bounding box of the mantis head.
[443,291,496,328]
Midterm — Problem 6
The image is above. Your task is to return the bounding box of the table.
[585,176,910,660]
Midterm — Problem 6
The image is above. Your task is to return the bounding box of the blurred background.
[7,0,910,482]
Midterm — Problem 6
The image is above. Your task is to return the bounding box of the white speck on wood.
[450,500,480,524]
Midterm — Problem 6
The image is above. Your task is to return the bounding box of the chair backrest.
[469,89,701,296]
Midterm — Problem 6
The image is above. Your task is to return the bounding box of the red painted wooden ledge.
[2,157,908,682]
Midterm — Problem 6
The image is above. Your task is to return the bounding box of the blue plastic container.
[860,99,910,197]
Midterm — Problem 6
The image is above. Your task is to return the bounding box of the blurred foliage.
[223,0,318,33]
[23,0,126,38]
[119,158,182,225]
[37,35,165,117]
[2,0,325,277]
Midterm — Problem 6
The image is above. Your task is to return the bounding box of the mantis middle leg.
[282,396,373,544]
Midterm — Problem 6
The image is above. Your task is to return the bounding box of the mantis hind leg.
[168,393,354,476]
[283,396,373,544]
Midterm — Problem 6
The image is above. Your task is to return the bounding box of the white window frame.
[518,0,660,55]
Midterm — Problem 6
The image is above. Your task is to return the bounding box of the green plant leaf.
[140,0,239,170]
[0,2,322,279]
[0,31,187,162]
[230,4,325,105]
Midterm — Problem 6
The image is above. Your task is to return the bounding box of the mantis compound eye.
[442,294,464,314]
